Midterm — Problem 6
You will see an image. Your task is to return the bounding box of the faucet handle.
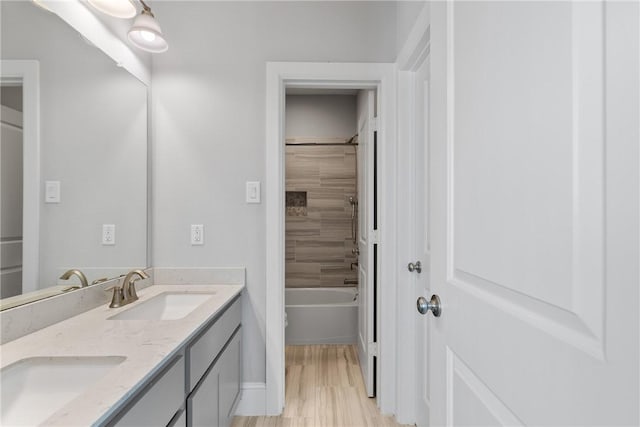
[105,286,124,308]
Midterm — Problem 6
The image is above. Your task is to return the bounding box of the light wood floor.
[232,345,410,427]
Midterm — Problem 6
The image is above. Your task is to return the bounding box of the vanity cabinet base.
[106,295,242,427]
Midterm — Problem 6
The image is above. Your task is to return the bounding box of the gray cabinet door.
[218,330,241,427]
[188,366,219,427]
[188,328,241,427]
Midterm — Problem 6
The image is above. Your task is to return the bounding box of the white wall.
[151,1,398,386]
[396,1,427,52]
[1,2,147,289]
[285,95,357,139]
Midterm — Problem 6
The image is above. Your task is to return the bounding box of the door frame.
[1,60,40,294]
[265,62,397,415]
[393,5,431,424]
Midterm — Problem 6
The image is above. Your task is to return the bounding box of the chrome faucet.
[121,269,149,304]
[59,269,89,290]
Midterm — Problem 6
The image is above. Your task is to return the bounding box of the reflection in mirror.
[0,1,148,310]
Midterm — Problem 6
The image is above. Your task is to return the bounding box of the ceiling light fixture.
[127,0,168,53]
[87,0,136,19]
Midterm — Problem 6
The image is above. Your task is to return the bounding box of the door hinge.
[368,342,378,357]
[370,230,380,244]
[372,117,379,132]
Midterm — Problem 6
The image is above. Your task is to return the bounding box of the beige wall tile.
[285,144,358,289]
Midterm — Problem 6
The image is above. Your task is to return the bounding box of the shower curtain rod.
[285,134,358,146]
[285,142,359,146]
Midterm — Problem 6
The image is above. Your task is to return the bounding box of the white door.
[427,1,639,426]
[357,89,376,397]
[411,58,431,427]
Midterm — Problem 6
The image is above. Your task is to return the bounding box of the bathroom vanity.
[109,292,242,427]
[0,284,243,426]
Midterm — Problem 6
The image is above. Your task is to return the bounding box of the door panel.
[413,57,431,427]
[429,1,638,426]
[357,89,375,397]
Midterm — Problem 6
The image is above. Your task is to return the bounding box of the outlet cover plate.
[191,224,204,245]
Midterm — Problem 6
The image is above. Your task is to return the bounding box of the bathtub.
[285,287,358,345]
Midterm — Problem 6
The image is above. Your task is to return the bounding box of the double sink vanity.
[0,276,244,426]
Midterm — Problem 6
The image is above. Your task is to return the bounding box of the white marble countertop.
[0,284,244,426]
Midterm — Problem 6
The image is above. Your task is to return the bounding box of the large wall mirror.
[0,1,148,309]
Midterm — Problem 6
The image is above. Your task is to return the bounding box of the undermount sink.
[0,356,125,426]
[108,292,216,321]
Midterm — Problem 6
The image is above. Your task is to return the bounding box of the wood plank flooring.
[232,345,410,427]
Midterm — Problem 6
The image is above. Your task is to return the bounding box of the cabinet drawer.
[188,297,241,390]
[113,355,185,427]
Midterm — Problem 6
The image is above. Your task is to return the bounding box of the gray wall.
[285,95,357,139]
[397,1,428,52]
[150,1,398,385]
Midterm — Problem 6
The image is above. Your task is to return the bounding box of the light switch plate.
[191,224,204,245]
[45,181,61,203]
[246,181,261,204]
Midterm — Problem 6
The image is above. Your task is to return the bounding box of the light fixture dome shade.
[128,11,168,53]
[87,0,136,19]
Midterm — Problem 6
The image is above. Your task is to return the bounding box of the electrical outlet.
[191,224,204,245]
[102,224,115,245]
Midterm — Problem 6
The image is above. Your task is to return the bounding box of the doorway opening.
[283,89,378,403]
[265,62,397,417]
[1,83,24,299]
[0,61,40,300]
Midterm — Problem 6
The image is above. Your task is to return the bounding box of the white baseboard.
[234,382,267,416]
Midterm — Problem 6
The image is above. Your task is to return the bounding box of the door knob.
[408,261,422,273]
[417,295,441,317]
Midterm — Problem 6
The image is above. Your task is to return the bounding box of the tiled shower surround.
[285,143,358,288]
